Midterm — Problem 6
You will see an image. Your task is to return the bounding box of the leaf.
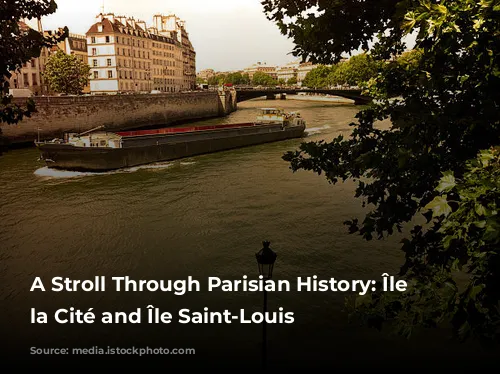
[436,171,456,193]
[474,221,487,228]
[443,235,454,249]
[355,294,372,308]
[469,285,484,299]
[424,195,452,217]
[479,150,495,167]
[475,204,487,217]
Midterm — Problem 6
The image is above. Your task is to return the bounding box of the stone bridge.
[235,88,371,105]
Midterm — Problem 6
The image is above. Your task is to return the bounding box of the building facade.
[8,22,44,95]
[9,22,90,95]
[43,29,90,93]
[86,13,196,94]
[243,62,277,80]
[297,62,318,87]
[276,60,300,83]
[197,69,215,81]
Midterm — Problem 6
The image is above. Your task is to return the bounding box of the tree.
[43,50,90,94]
[264,0,500,342]
[224,72,244,85]
[328,53,381,87]
[252,71,277,86]
[278,78,286,85]
[207,75,219,86]
[0,0,66,150]
[302,65,333,88]
[287,77,297,86]
[241,73,251,85]
[196,77,206,84]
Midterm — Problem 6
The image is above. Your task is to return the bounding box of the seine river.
[0,99,497,369]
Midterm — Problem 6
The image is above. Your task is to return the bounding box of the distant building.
[297,62,318,87]
[8,22,44,95]
[243,62,277,80]
[43,29,90,93]
[152,14,196,91]
[86,12,196,94]
[276,60,300,83]
[9,21,91,95]
[197,69,215,81]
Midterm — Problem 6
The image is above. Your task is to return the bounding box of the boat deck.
[116,122,259,138]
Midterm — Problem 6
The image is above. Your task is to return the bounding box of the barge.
[35,108,306,172]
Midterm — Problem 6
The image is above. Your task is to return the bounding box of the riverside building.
[9,21,89,95]
[86,12,196,94]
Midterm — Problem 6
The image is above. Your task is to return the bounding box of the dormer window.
[97,24,103,32]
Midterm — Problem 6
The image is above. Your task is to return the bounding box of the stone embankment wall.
[1,90,237,144]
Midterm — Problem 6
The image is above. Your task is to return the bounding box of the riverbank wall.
[0,90,237,144]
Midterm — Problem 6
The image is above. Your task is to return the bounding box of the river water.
[0,99,497,369]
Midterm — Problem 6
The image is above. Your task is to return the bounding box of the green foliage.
[350,148,500,341]
[207,75,219,86]
[329,54,382,87]
[206,72,251,86]
[43,51,90,95]
[303,54,381,88]
[0,1,66,122]
[262,0,409,63]
[266,0,500,341]
[302,65,333,88]
[0,0,66,152]
[252,71,277,86]
[287,76,297,85]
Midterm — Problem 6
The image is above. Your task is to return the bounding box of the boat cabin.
[256,108,287,124]
[65,132,122,148]
[256,108,302,126]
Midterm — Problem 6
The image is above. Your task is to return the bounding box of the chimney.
[104,13,115,23]
[116,16,127,25]
[136,20,147,31]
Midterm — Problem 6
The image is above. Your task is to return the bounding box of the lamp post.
[255,240,277,370]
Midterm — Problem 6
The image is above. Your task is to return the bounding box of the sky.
[30,0,300,72]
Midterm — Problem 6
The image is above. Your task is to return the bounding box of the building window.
[91,36,96,43]
[93,71,98,79]
[32,73,37,86]
[116,36,119,44]
[105,36,110,43]
[107,59,112,67]
[92,48,97,56]
[108,70,113,79]
[93,59,98,67]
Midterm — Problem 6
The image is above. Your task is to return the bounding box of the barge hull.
[37,125,305,172]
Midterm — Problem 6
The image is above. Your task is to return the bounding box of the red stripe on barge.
[116,122,259,137]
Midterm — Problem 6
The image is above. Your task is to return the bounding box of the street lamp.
[255,241,277,369]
